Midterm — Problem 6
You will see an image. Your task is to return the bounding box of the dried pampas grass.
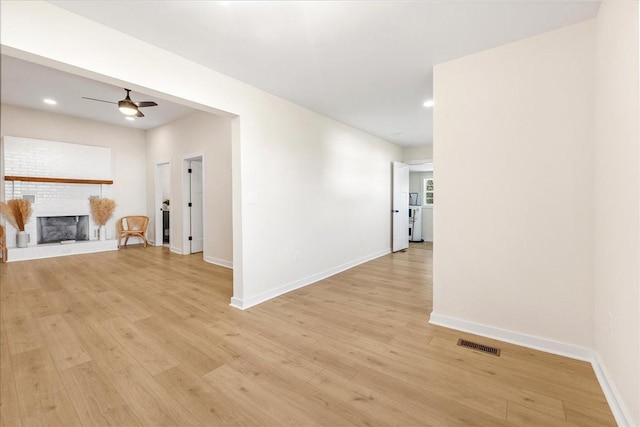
[90,198,116,226]
[0,199,32,231]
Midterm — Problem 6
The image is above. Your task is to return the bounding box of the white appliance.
[409,205,422,242]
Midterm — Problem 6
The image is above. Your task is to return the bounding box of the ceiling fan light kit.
[118,102,138,116]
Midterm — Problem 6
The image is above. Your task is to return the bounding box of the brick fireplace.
[2,136,118,261]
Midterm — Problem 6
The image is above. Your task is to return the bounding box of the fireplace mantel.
[4,175,113,185]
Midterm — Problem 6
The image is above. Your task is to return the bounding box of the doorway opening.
[408,160,433,244]
[183,155,204,255]
[155,161,171,248]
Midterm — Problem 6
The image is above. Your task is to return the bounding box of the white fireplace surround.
[3,195,114,248]
[2,136,118,261]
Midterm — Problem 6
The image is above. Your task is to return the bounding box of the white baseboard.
[165,245,232,269]
[229,297,245,310]
[429,312,594,361]
[591,352,635,427]
[229,248,391,310]
[429,312,634,427]
[204,256,233,269]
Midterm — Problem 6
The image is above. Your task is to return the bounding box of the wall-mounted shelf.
[4,175,113,185]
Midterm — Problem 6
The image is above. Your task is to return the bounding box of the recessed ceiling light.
[423,100,434,108]
[125,117,135,121]
[219,1,230,5]
[43,98,57,105]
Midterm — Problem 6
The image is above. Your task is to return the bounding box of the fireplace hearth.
[37,216,89,244]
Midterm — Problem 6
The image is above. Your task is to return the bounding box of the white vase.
[16,231,28,248]
[99,225,106,241]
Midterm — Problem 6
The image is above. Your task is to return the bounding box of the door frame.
[154,160,171,247]
[182,152,205,256]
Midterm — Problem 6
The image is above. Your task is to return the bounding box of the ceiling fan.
[82,88,158,117]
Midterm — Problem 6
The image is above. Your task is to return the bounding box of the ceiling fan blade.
[135,110,145,118]
[135,101,158,108]
[82,97,117,104]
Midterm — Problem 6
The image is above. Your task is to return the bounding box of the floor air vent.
[457,339,501,356]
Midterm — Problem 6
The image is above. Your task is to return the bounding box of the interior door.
[189,160,204,253]
[392,161,409,252]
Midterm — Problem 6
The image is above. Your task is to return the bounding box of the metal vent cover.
[457,338,501,356]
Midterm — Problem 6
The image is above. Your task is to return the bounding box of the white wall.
[0,104,147,239]
[0,2,402,307]
[403,145,432,162]
[433,7,640,424]
[146,111,233,267]
[409,171,433,242]
[593,2,639,425]
[432,21,595,347]
[238,105,401,306]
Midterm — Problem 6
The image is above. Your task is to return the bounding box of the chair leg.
[117,232,149,248]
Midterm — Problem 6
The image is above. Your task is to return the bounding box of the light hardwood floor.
[0,243,615,426]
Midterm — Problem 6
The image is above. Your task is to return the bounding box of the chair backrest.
[120,216,149,232]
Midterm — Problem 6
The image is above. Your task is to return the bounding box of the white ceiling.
[1,55,195,130]
[4,1,600,144]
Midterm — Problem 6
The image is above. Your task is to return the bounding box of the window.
[423,177,434,206]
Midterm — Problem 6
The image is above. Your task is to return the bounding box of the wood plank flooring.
[0,243,616,426]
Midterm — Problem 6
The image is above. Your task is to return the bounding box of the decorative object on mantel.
[163,199,170,211]
[89,198,116,241]
[0,199,33,248]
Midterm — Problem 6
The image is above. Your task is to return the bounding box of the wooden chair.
[0,225,6,263]
[117,216,149,248]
